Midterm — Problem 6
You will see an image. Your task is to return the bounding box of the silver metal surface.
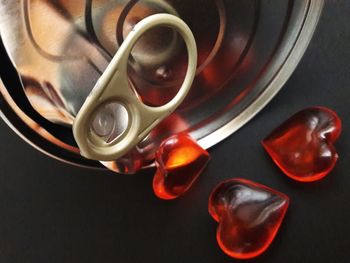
[0,0,324,173]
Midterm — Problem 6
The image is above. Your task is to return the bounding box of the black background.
[0,1,349,262]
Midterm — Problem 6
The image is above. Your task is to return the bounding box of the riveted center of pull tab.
[90,102,129,143]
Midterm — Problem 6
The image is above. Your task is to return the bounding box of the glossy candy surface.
[263,107,342,182]
[209,179,289,259]
[153,135,210,200]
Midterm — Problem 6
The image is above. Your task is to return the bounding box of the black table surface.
[0,1,349,263]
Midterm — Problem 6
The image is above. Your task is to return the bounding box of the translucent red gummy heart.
[209,179,289,259]
[153,134,210,200]
[263,107,342,182]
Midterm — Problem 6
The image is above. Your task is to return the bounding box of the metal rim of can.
[0,0,325,171]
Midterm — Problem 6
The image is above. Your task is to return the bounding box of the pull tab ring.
[73,14,197,161]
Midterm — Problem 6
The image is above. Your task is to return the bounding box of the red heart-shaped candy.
[209,179,289,259]
[153,134,210,200]
[263,107,342,182]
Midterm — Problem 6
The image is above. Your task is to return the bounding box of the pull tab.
[73,14,198,161]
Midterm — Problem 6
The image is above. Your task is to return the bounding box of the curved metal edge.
[196,0,325,150]
[0,78,105,171]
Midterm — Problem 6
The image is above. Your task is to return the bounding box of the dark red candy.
[153,134,210,200]
[263,107,342,182]
[209,179,289,259]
